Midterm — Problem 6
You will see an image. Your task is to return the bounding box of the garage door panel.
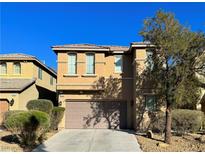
[0,100,9,125]
[65,101,126,129]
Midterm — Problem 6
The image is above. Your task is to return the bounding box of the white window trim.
[0,62,7,75]
[145,95,156,111]
[38,68,43,80]
[114,55,123,73]
[13,62,21,75]
[68,52,77,75]
[85,52,95,75]
[50,76,53,85]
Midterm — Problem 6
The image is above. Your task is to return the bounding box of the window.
[68,53,77,74]
[50,76,53,85]
[145,95,157,111]
[86,53,95,74]
[13,62,21,74]
[0,63,7,74]
[38,68,42,79]
[114,55,122,73]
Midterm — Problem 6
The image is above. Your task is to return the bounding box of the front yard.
[0,129,57,152]
[136,133,205,152]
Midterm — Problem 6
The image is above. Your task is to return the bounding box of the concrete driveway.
[33,129,142,152]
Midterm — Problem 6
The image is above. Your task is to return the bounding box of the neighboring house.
[0,53,57,124]
[52,43,154,130]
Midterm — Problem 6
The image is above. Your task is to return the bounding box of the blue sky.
[1,2,205,70]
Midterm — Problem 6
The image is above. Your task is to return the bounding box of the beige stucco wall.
[56,50,143,129]
[0,84,39,111]
[18,84,39,110]
[0,93,19,111]
[0,61,34,79]
[57,52,136,127]
[57,52,123,91]
[33,64,56,92]
[132,48,149,131]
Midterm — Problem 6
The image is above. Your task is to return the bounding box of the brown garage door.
[65,101,127,129]
[0,100,9,125]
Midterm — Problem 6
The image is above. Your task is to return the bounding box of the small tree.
[4,110,50,148]
[140,10,205,143]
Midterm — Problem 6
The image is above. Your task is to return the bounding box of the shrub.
[172,109,205,135]
[202,116,205,131]
[4,110,50,147]
[26,99,53,115]
[148,111,165,134]
[3,110,24,124]
[50,107,65,130]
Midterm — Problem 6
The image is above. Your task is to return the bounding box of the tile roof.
[52,44,129,51]
[0,53,35,58]
[0,78,36,92]
[0,53,56,77]
[52,44,108,49]
[103,45,129,51]
[131,41,151,45]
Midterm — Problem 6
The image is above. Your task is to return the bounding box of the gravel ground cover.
[136,133,205,152]
[0,129,57,152]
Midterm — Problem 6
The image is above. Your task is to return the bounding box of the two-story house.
[0,53,57,124]
[52,43,154,130]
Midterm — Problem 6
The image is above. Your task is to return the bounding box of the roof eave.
[0,79,36,93]
[52,47,110,52]
[131,44,155,48]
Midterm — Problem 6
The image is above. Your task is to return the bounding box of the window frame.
[145,95,157,111]
[86,53,95,74]
[0,62,7,75]
[13,62,21,74]
[68,53,77,75]
[114,55,123,73]
[38,67,43,80]
[50,76,53,85]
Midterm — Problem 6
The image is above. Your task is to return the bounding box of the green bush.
[50,107,65,130]
[202,116,205,130]
[172,109,205,135]
[4,110,50,147]
[26,99,53,115]
[148,111,165,134]
[3,110,24,124]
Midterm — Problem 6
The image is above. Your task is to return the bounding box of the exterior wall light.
[59,101,62,106]
[9,98,14,106]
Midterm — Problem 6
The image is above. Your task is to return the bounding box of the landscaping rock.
[147,130,153,139]
[156,142,169,148]
[136,133,205,152]
[199,135,205,143]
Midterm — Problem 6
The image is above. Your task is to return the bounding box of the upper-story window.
[50,76,53,85]
[13,62,21,74]
[114,55,122,73]
[0,62,7,74]
[68,53,77,74]
[38,67,42,79]
[86,53,95,74]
